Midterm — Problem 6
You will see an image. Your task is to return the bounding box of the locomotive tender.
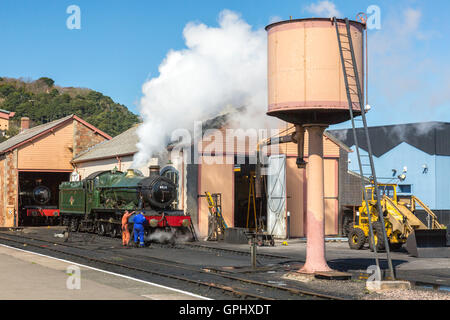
[59,169,194,241]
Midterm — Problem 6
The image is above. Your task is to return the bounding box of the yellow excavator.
[348,184,448,257]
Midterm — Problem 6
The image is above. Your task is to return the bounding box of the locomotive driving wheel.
[69,218,79,232]
[110,225,119,238]
[97,223,106,236]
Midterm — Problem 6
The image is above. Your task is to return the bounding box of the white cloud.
[304,1,341,18]
[398,8,421,36]
[268,15,283,24]
[368,7,448,122]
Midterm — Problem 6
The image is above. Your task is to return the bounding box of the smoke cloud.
[133,10,268,167]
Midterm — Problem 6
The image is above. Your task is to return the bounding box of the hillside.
[0,77,140,138]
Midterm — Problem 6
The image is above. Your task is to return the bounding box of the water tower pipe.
[299,125,332,273]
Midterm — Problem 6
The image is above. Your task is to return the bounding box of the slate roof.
[73,111,235,163]
[73,125,140,162]
[0,114,111,155]
[328,122,450,157]
[0,115,73,154]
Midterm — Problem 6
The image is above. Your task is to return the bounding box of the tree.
[0,77,139,138]
[38,77,55,88]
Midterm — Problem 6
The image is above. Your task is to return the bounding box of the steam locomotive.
[20,185,60,225]
[59,169,195,241]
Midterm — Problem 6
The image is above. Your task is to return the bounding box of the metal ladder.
[333,17,395,280]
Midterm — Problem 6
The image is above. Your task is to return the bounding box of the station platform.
[0,244,206,300]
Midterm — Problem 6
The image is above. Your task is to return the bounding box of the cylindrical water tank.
[266,18,365,125]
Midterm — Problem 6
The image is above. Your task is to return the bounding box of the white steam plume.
[133,10,268,167]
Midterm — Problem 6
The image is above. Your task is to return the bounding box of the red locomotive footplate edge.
[26,208,60,217]
[144,215,191,227]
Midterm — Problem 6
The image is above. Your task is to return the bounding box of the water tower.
[266,18,365,273]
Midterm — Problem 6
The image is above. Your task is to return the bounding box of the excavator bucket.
[406,229,450,258]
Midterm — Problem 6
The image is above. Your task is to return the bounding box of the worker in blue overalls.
[133,211,146,247]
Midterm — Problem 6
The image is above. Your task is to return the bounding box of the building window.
[397,184,412,194]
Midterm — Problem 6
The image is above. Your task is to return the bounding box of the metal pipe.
[251,238,257,269]
[295,125,306,168]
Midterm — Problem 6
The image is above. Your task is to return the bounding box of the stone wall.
[0,151,18,227]
[73,120,107,157]
[0,156,4,227]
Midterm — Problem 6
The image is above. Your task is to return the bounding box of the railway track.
[0,231,344,300]
[175,242,291,260]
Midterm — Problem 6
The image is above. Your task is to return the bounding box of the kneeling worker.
[133,211,146,247]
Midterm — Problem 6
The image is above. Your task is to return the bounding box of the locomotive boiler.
[59,169,195,241]
[20,184,60,225]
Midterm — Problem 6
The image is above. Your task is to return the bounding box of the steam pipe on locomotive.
[59,168,196,243]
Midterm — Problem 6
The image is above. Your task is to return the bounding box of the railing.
[411,196,444,229]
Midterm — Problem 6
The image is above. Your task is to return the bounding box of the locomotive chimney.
[149,165,160,177]
[20,117,30,132]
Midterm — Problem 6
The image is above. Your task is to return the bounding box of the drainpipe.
[116,156,122,171]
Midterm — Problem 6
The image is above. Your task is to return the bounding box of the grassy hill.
[0,77,140,138]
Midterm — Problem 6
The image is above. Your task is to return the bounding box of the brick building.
[0,115,111,227]
[0,109,15,134]
[191,122,353,238]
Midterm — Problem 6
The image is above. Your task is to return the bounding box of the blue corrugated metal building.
[330,121,450,226]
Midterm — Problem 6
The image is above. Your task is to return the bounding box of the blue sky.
[0,0,448,129]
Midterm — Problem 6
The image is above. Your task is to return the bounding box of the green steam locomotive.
[59,169,194,240]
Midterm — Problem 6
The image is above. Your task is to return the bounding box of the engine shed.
[0,115,111,227]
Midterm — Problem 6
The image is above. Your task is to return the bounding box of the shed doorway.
[18,171,71,226]
[233,162,267,230]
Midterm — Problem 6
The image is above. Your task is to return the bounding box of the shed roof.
[73,112,233,163]
[73,125,139,163]
[0,114,111,154]
[73,115,352,163]
[329,122,450,157]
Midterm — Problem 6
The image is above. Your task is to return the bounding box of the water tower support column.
[300,125,332,274]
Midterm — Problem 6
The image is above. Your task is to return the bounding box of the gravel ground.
[281,272,450,300]
[281,272,369,299]
[363,288,450,300]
